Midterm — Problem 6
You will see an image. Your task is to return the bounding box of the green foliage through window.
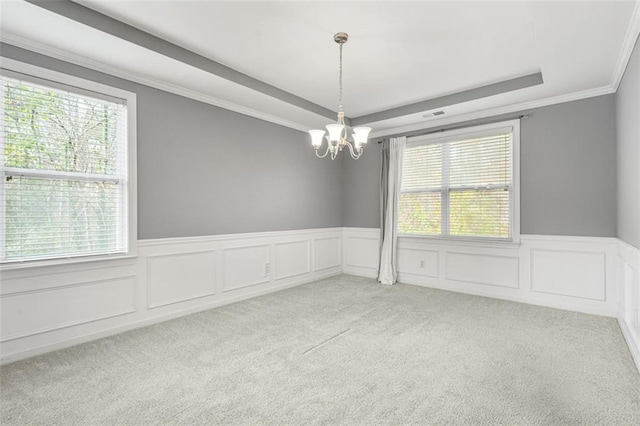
[1,74,127,262]
[399,130,513,240]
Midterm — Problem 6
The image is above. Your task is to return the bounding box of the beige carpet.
[1,274,639,425]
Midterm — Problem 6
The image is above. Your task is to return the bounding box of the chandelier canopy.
[309,32,371,160]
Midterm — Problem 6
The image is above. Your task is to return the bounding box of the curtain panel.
[378,136,406,285]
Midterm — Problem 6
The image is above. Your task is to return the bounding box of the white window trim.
[0,57,137,270]
[400,119,521,246]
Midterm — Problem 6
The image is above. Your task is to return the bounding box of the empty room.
[1,0,639,424]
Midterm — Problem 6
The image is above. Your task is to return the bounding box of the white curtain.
[378,136,405,285]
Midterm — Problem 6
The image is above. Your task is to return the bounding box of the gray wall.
[1,43,343,239]
[520,95,616,236]
[616,38,640,248]
[342,145,381,228]
[343,95,618,238]
[2,43,622,240]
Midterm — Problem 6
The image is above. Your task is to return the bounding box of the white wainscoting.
[1,276,136,341]
[274,240,310,280]
[343,229,380,278]
[312,236,341,271]
[2,226,635,367]
[223,244,270,292]
[446,252,519,289]
[343,228,619,317]
[0,227,342,364]
[147,250,216,308]
[617,239,640,372]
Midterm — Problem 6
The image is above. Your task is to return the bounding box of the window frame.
[399,119,520,245]
[0,58,137,269]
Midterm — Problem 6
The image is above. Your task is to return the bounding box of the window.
[1,61,136,264]
[398,120,519,242]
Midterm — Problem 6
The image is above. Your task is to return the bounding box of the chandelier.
[309,32,371,160]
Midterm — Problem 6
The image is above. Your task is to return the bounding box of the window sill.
[398,234,521,250]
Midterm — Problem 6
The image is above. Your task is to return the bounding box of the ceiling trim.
[351,72,544,126]
[25,0,338,122]
[369,85,615,139]
[0,35,311,133]
[611,0,640,90]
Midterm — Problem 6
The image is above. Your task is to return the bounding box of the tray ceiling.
[1,0,638,135]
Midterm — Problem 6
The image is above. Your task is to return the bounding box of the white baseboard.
[619,318,640,373]
[0,227,342,364]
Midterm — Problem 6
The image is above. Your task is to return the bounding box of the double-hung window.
[399,120,519,242]
[1,60,136,265]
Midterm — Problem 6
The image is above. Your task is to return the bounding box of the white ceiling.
[1,0,638,135]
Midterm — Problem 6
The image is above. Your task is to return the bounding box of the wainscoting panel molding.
[530,249,605,300]
[397,248,439,278]
[617,239,640,372]
[147,250,217,308]
[342,228,619,317]
[223,244,270,292]
[343,231,379,278]
[312,237,341,272]
[446,252,519,289]
[0,228,343,364]
[0,260,136,295]
[275,240,311,280]
[0,276,136,342]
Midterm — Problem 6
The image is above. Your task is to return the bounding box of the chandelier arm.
[315,145,331,159]
[345,141,362,160]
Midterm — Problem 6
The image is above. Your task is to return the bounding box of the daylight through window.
[1,71,129,263]
[399,122,517,241]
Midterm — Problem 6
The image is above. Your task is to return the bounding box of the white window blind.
[1,72,129,263]
[399,126,514,241]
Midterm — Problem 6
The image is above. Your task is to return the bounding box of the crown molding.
[0,33,311,133]
[369,85,615,139]
[611,0,640,91]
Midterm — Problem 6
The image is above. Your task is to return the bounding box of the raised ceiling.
[1,0,638,136]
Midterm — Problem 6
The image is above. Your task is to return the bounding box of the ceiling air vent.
[422,110,445,118]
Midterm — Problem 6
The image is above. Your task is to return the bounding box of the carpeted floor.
[1,274,639,425]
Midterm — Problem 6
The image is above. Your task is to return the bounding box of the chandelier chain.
[339,43,344,112]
